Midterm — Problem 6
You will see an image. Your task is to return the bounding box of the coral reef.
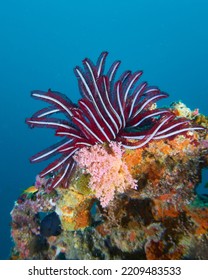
[10,103,208,260]
[26,52,203,190]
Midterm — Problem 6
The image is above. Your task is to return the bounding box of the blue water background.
[0,0,207,259]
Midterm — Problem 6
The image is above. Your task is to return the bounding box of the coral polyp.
[26,52,203,191]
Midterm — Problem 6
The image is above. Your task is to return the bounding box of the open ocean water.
[0,0,207,259]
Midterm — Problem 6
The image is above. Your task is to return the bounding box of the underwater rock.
[10,107,208,259]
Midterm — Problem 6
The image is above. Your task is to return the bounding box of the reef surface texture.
[10,103,208,260]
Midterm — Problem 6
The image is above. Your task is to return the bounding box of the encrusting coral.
[10,102,208,260]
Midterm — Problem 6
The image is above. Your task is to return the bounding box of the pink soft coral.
[73,141,137,207]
